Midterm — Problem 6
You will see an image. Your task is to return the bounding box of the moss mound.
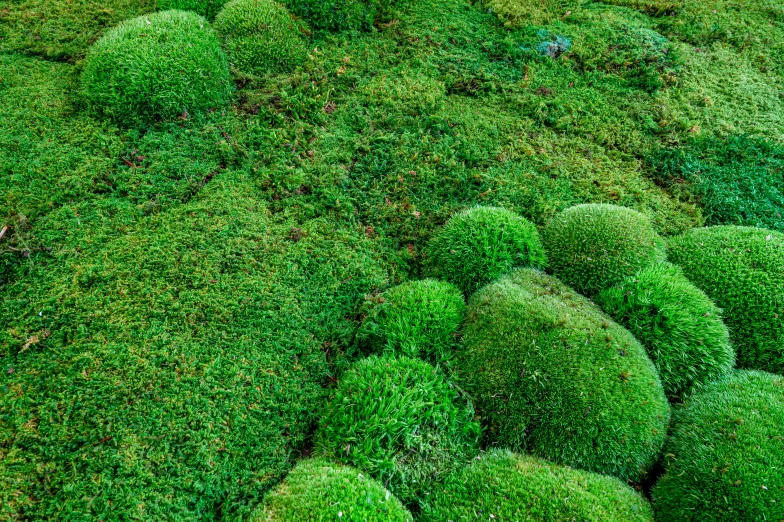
[214,0,307,76]
[597,262,734,401]
[284,0,393,32]
[426,206,547,296]
[457,268,669,481]
[652,370,784,521]
[667,226,784,374]
[254,458,412,521]
[357,279,466,365]
[157,0,229,20]
[314,355,481,506]
[543,203,666,296]
[421,449,654,522]
[80,10,232,126]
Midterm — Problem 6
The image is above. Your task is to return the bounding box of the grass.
[2,0,783,517]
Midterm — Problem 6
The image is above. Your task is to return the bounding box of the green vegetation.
[458,268,669,482]
[284,0,393,32]
[80,10,232,126]
[253,458,413,521]
[314,356,481,506]
[597,262,734,401]
[158,0,230,19]
[420,449,654,522]
[652,370,784,521]
[543,203,665,296]
[667,226,784,374]
[214,0,308,76]
[357,279,466,365]
[426,206,547,296]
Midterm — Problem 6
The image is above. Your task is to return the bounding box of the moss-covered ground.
[1,0,783,518]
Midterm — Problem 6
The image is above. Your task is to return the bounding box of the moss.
[314,355,481,506]
[421,449,655,522]
[357,279,466,365]
[80,10,233,127]
[283,0,394,32]
[652,370,784,521]
[666,226,784,374]
[157,0,230,19]
[457,268,669,482]
[597,262,734,401]
[426,206,547,296]
[214,0,308,76]
[542,203,666,297]
[253,458,412,521]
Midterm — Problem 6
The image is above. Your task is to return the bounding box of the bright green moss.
[426,206,547,296]
[157,0,229,19]
[457,268,669,482]
[80,10,232,126]
[667,226,784,374]
[420,450,655,522]
[314,355,481,506]
[214,0,307,76]
[283,0,393,32]
[542,203,665,297]
[652,370,784,521]
[357,279,466,365]
[253,458,412,521]
[597,262,734,401]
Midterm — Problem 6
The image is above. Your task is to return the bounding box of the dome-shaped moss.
[314,355,481,506]
[542,204,665,296]
[426,206,547,296]
[253,458,413,521]
[420,450,654,522]
[285,0,392,32]
[157,0,229,19]
[666,226,784,374]
[357,279,466,365]
[80,10,232,126]
[652,370,784,521]
[214,0,307,76]
[457,268,669,482]
[597,262,735,401]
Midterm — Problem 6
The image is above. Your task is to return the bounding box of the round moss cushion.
[420,450,655,522]
[426,206,547,296]
[597,262,735,401]
[357,279,466,365]
[254,458,413,521]
[314,355,481,506]
[652,370,784,521]
[542,203,665,296]
[81,10,232,126]
[457,268,669,482]
[214,0,307,76]
[666,226,784,374]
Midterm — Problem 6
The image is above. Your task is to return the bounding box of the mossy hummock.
[254,458,412,521]
[420,450,655,522]
[157,0,230,20]
[598,262,734,401]
[314,355,481,506]
[81,10,232,126]
[457,268,669,482]
[667,226,784,374]
[543,203,665,297]
[652,370,784,521]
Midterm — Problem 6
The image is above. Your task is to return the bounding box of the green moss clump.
[214,0,307,76]
[652,370,784,521]
[254,458,412,521]
[420,449,654,522]
[597,262,734,401]
[543,204,665,297]
[666,226,784,374]
[284,0,393,32]
[426,206,547,296]
[457,268,669,482]
[357,279,466,365]
[157,0,230,20]
[80,10,232,127]
[314,355,481,506]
